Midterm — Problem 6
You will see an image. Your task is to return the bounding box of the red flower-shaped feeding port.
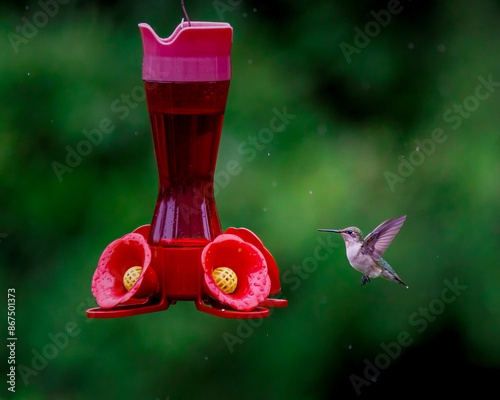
[202,234,270,311]
[201,228,285,312]
[224,227,281,295]
[91,232,159,309]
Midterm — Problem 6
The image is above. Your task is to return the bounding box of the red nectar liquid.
[144,81,230,247]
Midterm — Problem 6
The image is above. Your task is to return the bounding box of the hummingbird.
[318,215,408,288]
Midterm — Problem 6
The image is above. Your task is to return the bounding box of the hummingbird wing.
[362,215,406,260]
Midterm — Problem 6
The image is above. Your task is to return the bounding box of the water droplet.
[134,131,140,135]
[27,72,30,76]
[204,356,208,360]
[372,378,377,383]
[416,146,420,151]
[267,152,270,156]
[248,59,253,64]
[26,5,29,10]
[263,208,267,212]
[309,190,312,194]
[348,344,352,350]
[253,8,257,13]
[437,44,446,53]
[271,181,277,187]
[408,42,414,49]
[243,12,247,17]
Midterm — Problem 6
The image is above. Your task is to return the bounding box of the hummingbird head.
[318,227,363,247]
[337,227,364,247]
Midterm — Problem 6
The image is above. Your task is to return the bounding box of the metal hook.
[181,0,191,27]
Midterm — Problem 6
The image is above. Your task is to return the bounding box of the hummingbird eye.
[347,230,353,235]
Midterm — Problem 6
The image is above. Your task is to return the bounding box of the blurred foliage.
[1,0,500,399]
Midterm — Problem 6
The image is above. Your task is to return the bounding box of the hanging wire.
[181,0,191,26]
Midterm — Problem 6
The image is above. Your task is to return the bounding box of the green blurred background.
[2,0,500,398]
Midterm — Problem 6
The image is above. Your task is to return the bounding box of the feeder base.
[195,298,270,319]
[86,296,169,319]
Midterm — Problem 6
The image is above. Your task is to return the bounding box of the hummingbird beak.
[317,229,341,233]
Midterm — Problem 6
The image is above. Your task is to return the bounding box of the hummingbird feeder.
[86,15,287,319]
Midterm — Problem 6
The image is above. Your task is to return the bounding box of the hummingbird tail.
[394,276,409,289]
[381,270,408,288]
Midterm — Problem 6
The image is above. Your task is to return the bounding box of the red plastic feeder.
[86,19,287,319]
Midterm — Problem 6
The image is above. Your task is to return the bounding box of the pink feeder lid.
[138,21,233,82]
